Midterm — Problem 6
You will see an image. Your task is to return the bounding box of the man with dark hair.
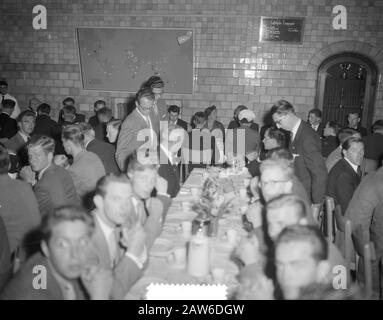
[168,104,189,132]
[347,111,367,137]
[275,225,330,299]
[79,122,120,175]
[5,110,35,167]
[0,80,20,119]
[363,119,383,164]
[34,103,64,154]
[326,128,361,172]
[58,97,85,125]
[116,87,159,170]
[270,100,328,208]
[307,108,323,136]
[141,75,168,122]
[20,135,79,217]
[0,205,113,300]
[94,107,113,142]
[0,142,41,260]
[61,125,105,199]
[321,121,340,158]
[91,174,147,299]
[0,99,18,139]
[88,100,106,129]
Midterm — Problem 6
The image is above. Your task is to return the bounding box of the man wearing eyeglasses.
[270,101,327,213]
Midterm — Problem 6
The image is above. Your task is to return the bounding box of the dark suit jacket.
[345,167,383,258]
[0,113,17,139]
[290,120,328,204]
[158,146,180,198]
[57,110,85,125]
[321,135,338,158]
[0,252,86,300]
[88,115,99,129]
[0,175,41,255]
[226,126,260,157]
[176,118,188,132]
[0,216,12,290]
[4,132,29,167]
[86,139,120,175]
[34,164,80,217]
[33,114,64,155]
[310,122,324,137]
[363,133,383,162]
[116,108,159,170]
[90,213,143,299]
[327,159,361,215]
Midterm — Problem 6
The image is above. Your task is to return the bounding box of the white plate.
[150,238,175,257]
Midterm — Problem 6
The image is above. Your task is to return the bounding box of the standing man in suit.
[5,110,36,167]
[307,108,324,137]
[0,99,18,139]
[33,103,64,155]
[158,127,185,198]
[0,80,20,119]
[0,144,41,258]
[270,100,328,209]
[347,111,367,137]
[91,174,147,299]
[20,135,79,217]
[141,75,168,123]
[79,122,120,175]
[0,205,113,300]
[61,125,106,199]
[116,87,159,170]
[168,104,190,132]
[88,100,106,130]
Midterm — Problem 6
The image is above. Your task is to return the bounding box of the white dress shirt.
[291,119,302,142]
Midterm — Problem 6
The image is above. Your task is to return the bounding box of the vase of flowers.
[191,176,234,237]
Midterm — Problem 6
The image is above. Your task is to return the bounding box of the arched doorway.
[316,53,378,132]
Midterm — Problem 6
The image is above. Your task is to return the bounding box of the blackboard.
[76,27,194,93]
[259,17,304,43]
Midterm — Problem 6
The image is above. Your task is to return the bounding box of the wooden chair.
[324,196,335,243]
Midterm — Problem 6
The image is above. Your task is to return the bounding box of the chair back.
[324,196,335,242]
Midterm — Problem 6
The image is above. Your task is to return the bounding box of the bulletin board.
[76,27,194,94]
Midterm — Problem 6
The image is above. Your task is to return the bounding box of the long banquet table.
[126,167,251,300]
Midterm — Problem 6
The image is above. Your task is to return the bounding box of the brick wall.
[1,0,383,126]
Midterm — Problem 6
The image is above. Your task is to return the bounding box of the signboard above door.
[259,17,305,44]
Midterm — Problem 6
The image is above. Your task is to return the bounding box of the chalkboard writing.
[259,17,304,43]
[76,28,194,94]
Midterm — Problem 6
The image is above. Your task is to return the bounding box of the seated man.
[0,99,18,139]
[91,174,147,299]
[158,127,185,198]
[62,125,106,199]
[0,144,41,258]
[345,166,383,293]
[167,104,190,132]
[20,135,79,217]
[5,110,36,167]
[0,205,113,300]
[88,100,106,129]
[58,97,85,125]
[79,122,120,175]
[126,151,171,248]
[321,121,340,158]
[347,111,367,137]
[326,128,361,172]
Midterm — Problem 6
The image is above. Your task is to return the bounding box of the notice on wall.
[259,17,304,43]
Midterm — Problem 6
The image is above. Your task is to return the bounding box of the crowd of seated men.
[0,74,382,300]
